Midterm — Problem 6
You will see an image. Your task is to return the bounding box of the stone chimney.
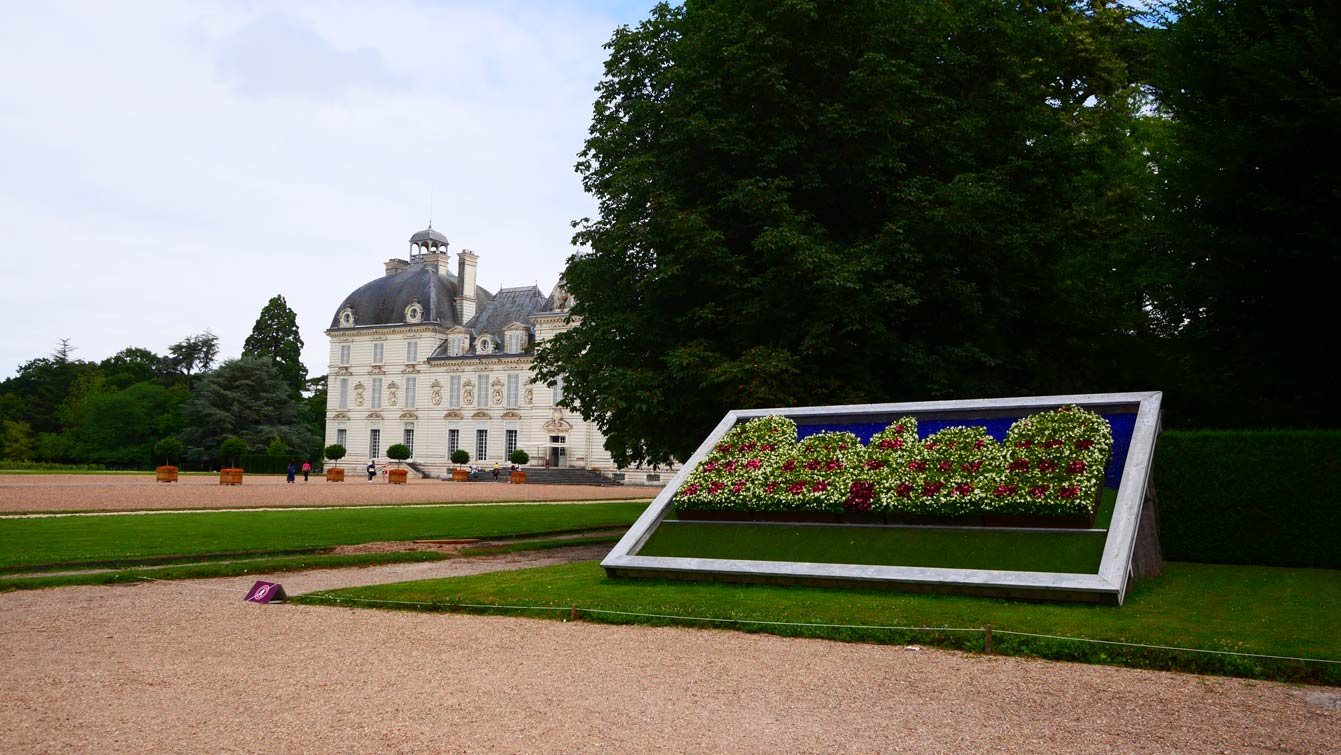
[457,249,478,323]
[385,258,409,277]
[420,251,451,276]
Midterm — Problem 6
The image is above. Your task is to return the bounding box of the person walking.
[380,462,388,482]
[286,462,296,484]
[301,460,311,482]
[367,460,376,481]
[492,461,500,480]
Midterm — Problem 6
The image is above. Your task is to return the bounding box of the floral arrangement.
[675,405,1113,519]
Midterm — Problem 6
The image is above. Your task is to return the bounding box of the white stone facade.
[323,228,618,478]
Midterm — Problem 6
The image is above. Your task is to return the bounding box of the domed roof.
[330,261,492,330]
[409,227,448,245]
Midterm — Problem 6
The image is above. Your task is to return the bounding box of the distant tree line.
[0,295,323,468]
[535,0,1341,465]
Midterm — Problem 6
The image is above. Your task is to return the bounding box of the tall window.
[505,429,518,460]
[338,378,349,409]
[336,427,347,448]
[406,341,418,363]
[448,428,459,456]
[403,424,415,456]
[506,374,519,408]
[475,429,488,461]
[339,345,350,365]
[405,377,417,408]
[369,428,381,459]
[505,332,524,354]
[372,342,384,364]
[371,378,383,409]
[477,373,490,405]
[552,375,564,405]
[449,375,461,407]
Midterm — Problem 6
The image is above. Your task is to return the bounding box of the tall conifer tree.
[244,295,307,398]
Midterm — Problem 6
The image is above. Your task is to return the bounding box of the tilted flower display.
[674,405,1113,521]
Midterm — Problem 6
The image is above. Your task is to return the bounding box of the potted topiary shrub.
[451,449,470,482]
[324,443,347,482]
[219,437,248,485]
[154,437,183,483]
[386,443,411,484]
[509,449,530,484]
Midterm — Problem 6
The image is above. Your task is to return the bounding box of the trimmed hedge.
[1155,430,1341,568]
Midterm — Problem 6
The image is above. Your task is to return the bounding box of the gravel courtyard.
[0,475,1336,753]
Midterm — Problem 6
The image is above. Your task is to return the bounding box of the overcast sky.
[0,0,653,381]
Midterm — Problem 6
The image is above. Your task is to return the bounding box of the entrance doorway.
[548,435,567,468]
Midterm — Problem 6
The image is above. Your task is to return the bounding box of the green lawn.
[296,559,1341,685]
[640,522,1106,573]
[0,502,645,570]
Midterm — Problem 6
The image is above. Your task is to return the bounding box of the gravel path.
[1,475,1337,753]
[0,473,654,513]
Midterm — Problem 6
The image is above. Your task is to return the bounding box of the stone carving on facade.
[387,381,399,407]
[367,412,383,420]
[491,387,504,406]
[400,411,418,420]
[430,380,442,406]
[354,382,365,407]
[443,411,463,419]
[463,378,475,406]
[334,366,352,376]
[524,387,534,405]
[472,411,491,419]
[402,364,419,373]
[369,365,386,375]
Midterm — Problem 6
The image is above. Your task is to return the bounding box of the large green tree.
[535,0,1151,464]
[1148,0,1341,427]
[167,331,219,390]
[180,356,318,465]
[244,295,307,397]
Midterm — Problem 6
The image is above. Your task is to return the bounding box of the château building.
[323,226,625,479]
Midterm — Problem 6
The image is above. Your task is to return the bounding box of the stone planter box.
[388,468,408,484]
[155,466,178,483]
[219,468,244,485]
[326,468,345,482]
[509,470,527,484]
[452,469,469,482]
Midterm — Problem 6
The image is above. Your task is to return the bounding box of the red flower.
[1008,459,1030,471]
[1036,460,1057,472]
[782,459,797,472]
[1075,440,1094,450]
[716,444,733,454]
[825,460,843,471]
[961,460,983,472]
[731,481,746,494]
[993,484,1017,497]
[761,443,775,452]
[723,460,738,473]
[922,481,944,497]
[865,460,887,470]
[893,424,905,433]
[746,458,762,470]
[1058,486,1080,498]
[811,480,829,493]
[937,461,953,472]
[908,460,928,472]
[1016,440,1033,448]
[765,482,778,494]
[1066,459,1086,474]
[952,484,974,496]
[804,460,821,471]
[709,482,724,494]
[839,444,849,450]
[896,483,914,497]
[924,442,939,450]
[946,441,958,448]
[1028,485,1049,498]
[1060,406,1073,412]
[683,483,699,496]
[704,461,717,472]
[787,482,806,494]
[974,439,985,449]
[741,442,758,452]
[1048,440,1064,449]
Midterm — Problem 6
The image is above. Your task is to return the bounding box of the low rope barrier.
[297,591,1341,667]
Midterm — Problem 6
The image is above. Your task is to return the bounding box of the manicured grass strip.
[296,561,1341,686]
[462,535,622,556]
[639,523,1105,573]
[0,502,644,569]
[0,498,655,516]
[0,551,451,592]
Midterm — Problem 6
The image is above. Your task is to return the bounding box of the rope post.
[570,605,578,621]
[984,624,993,654]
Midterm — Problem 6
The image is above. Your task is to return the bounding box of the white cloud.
[0,0,642,380]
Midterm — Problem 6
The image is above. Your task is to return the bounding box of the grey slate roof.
[329,261,494,330]
[409,227,448,245]
[427,285,549,359]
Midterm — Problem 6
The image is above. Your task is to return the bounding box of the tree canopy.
[1147,0,1341,427]
[244,295,307,397]
[180,356,317,464]
[535,0,1152,464]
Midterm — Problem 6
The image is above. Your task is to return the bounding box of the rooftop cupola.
[409,224,451,275]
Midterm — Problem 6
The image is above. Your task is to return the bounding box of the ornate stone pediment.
[367,412,384,420]
[331,412,350,421]
[442,411,463,419]
[333,366,352,376]
[472,411,492,419]
[502,411,522,419]
[400,411,418,420]
[402,364,420,373]
[369,365,387,375]
[543,418,573,432]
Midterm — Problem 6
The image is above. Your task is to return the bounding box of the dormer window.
[477,336,494,355]
[447,335,468,357]
[504,332,526,354]
[405,301,423,323]
[338,307,355,327]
